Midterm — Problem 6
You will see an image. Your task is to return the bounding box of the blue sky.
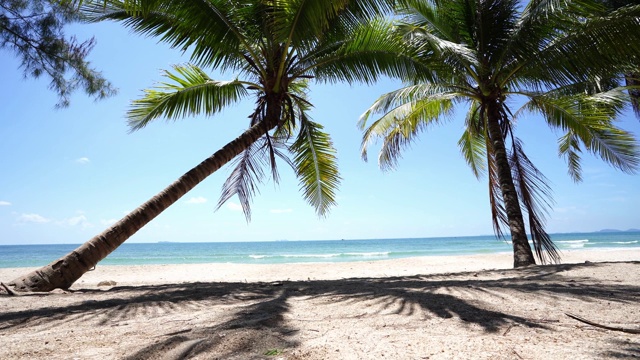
[1,21,639,245]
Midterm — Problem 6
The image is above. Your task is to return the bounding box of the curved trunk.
[7,119,276,292]
[485,102,536,268]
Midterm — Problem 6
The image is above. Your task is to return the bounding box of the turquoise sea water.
[0,231,638,268]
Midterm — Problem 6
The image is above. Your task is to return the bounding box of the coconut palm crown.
[359,0,640,267]
[88,0,422,218]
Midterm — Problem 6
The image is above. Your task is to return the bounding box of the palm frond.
[458,102,487,179]
[557,132,584,182]
[127,64,249,130]
[82,0,260,72]
[359,85,457,169]
[584,126,640,174]
[525,5,640,89]
[509,139,559,264]
[215,141,265,222]
[500,0,601,79]
[215,135,291,221]
[625,72,640,118]
[271,0,392,49]
[485,135,508,240]
[307,18,430,85]
[520,88,638,177]
[290,117,341,217]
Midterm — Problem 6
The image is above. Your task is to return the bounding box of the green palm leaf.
[127,64,249,130]
[485,136,509,240]
[216,135,292,221]
[308,18,429,85]
[82,0,261,72]
[290,117,341,217]
[359,84,457,169]
[458,101,486,179]
[508,139,559,264]
[520,88,638,179]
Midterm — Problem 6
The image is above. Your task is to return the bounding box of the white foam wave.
[281,253,341,258]
[558,239,589,244]
[566,243,585,249]
[344,252,390,257]
[611,240,638,244]
[249,252,390,260]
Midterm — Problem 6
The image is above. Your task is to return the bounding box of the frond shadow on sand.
[1,261,638,359]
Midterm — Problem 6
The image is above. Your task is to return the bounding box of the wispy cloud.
[100,218,118,226]
[17,213,51,223]
[75,157,91,165]
[0,201,11,206]
[186,196,208,204]
[270,208,293,214]
[553,206,577,214]
[58,214,92,229]
[227,202,243,211]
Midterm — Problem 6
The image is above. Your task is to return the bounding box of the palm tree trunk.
[6,119,275,292]
[485,102,536,267]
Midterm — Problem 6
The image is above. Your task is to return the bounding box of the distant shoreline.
[1,229,639,246]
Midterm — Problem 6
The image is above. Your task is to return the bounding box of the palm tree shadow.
[123,285,298,360]
[1,261,638,358]
[601,339,640,359]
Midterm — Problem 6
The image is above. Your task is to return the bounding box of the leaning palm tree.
[359,0,640,267]
[5,0,421,292]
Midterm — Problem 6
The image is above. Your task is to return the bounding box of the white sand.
[0,248,638,359]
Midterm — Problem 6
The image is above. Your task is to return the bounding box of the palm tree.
[5,0,421,293]
[359,0,640,267]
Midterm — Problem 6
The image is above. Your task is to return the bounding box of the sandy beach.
[1,249,639,359]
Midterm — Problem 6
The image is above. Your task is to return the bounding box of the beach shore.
[1,248,639,359]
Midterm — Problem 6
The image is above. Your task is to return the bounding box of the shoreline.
[1,248,637,288]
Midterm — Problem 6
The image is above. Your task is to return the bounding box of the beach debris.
[97,280,117,287]
[565,313,640,334]
[1,282,64,296]
[159,328,192,337]
[1,282,17,296]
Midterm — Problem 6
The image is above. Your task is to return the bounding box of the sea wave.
[611,240,638,244]
[343,252,390,257]
[247,252,390,260]
[557,239,589,244]
[557,239,588,248]
[282,253,341,258]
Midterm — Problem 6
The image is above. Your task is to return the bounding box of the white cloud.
[17,213,51,223]
[75,157,91,165]
[0,201,11,206]
[100,218,118,226]
[186,196,208,204]
[58,214,93,229]
[270,208,293,214]
[227,202,243,211]
[553,206,577,214]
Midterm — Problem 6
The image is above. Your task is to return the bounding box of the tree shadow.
[601,339,640,359]
[1,261,638,358]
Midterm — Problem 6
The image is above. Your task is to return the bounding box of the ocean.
[0,231,638,268]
